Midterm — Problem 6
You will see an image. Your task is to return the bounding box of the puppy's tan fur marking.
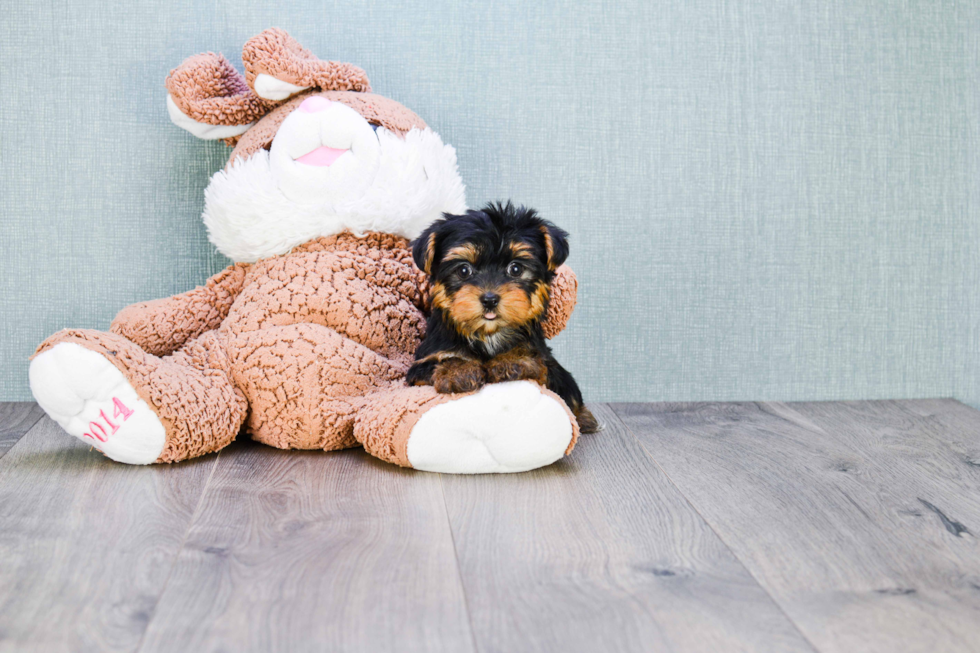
[416,349,476,365]
[423,232,437,274]
[431,282,451,312]
[495,283,536,326]
[444,244,479,263]
[445,285,489,337]
[508,241,533,259]
[530,281,549,319]
[540,225,556,270]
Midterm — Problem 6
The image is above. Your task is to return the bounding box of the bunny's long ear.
[242,28,371,101]
[165,52,268,140]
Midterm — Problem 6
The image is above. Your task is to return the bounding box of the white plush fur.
[268,100,382,204]
[406,381,573,473]
[203,121,467,261]
[253,73,310,101]
[167,95,253,140]
[29,343,166,465]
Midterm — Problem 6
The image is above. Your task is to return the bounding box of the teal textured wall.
[2,0,978,404]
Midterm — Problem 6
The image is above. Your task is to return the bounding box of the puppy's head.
[412,201,569,339]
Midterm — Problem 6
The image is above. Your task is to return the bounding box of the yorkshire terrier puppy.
[407,202,599,433]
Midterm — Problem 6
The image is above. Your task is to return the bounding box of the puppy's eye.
[507,262,524,278]
[457,264,473,279]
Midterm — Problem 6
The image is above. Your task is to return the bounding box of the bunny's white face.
[269,96,382,203]
[163,30,466,262]
[200,98,467,263]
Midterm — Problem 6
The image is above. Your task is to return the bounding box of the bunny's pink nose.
[299,96,332,113]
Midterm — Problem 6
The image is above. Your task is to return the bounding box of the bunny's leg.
[30,329,247,464]
[354,381,579,474]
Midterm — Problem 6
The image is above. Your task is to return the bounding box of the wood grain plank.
[0,417,219,653]
[614,400,980,653]
[442,404,815,653]
[0,402,45,460]
[137,440,475,653]
[888,399,980,479]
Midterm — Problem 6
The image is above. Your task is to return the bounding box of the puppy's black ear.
[539,222,569,271]
[412,223,441,275]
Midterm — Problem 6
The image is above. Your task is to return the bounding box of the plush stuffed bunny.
[28,28,581,473]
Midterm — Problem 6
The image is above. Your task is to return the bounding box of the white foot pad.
[29,343,166,464]
[406,381,573,474]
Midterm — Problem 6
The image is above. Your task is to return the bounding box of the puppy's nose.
[299,96,332,113]
[480,292,500,310]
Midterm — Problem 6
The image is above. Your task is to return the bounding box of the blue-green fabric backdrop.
[2,0,978,405]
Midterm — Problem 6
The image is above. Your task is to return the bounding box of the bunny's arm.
[110,263,250,356]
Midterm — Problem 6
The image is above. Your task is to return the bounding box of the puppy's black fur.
[407,201,599,433]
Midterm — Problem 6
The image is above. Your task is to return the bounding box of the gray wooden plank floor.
[614,400,980,653]
[441,404,814,653]
[0,402,44,460]
[0,417,218,653]
[1,399,978,652]
[137,442,475,653]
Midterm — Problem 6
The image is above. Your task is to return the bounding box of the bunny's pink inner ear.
[166,52,270,140]
[242,27,372,101]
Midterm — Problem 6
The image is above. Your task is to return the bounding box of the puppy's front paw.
[433,358,486,394]
[485,353,548,385]
[406,361,434,387]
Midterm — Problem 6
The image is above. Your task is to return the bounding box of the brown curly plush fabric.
[541,265,578,339]
[165,28,428,152]
[111,263,249,357]
[242,27,372,94]
[34,234,578,465]
[352,386,457,466]
[165,52,270,127]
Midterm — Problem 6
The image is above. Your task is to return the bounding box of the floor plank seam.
[133,450,223,653]
[438,473,482,653]
[607,404,824,653]
[0,411,50,463]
